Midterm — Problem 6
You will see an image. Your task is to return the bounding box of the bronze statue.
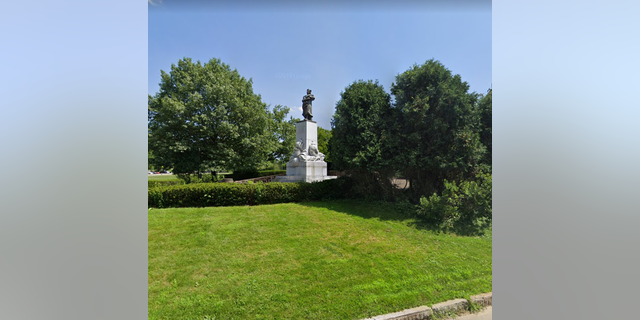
[302,89,315,121]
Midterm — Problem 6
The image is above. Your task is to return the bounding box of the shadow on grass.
[297,199,490,237]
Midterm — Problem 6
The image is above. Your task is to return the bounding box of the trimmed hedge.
[148,177,352,208]
[148,180,185,189]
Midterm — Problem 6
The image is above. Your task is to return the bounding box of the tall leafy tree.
[477,88,492,165]
[316,126,332,164]
[331,80,396,199]
[267,104,297,165]
[391,59,485,196]
[331,80,394,173]
[148,57,273,175]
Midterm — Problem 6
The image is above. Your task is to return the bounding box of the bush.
[149,183,260,208]
[416,173,491,231]
[148,180,185,188]
[148,177,352,208]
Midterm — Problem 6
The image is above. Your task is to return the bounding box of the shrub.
[148,180,185,188]
[149,183,256,208]
[416,173,491,231]
[148,177,352,208]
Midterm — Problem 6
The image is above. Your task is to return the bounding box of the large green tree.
[477,88,492,165]
[317,126,332,164]
[331,80,394,173]
[148,57,273,175]
[331,80,397,199]
[391,59,485,197]
[267,104,298,166]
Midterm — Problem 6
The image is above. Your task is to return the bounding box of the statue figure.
[292,140,305,158]
[307,142,325,161]
[302,89,315,121]
[289,140,306,167]
[289,140,325,163]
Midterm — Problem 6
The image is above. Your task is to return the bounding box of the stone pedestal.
[274,120,337,183]
[296,120,318,156]
[277,161,335,183]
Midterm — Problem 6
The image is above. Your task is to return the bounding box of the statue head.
[307,89,312,94]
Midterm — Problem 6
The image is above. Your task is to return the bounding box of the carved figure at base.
[307,141,325,162]
[290,140,306,167]
[289,140,325,164]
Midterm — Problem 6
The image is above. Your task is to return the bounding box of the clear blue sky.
[149,1,491,129]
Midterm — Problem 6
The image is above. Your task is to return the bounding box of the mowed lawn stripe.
[148,201,491,320]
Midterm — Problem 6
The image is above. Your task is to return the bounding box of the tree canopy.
[316,126,332,164]
[477,88,492,165]
[148,57,273,175]
[391,59,486,196]
[330,80,394,173]
[267,104,297,165]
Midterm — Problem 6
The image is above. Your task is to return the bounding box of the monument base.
[274,161,337,183]
[274,114,336,183]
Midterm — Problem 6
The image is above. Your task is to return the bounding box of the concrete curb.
[361,292,492,320]
[431,298,468,315]
[470,292,492,307]
[362,306,432,320]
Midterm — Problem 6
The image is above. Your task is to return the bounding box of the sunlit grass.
[148,200,491,320]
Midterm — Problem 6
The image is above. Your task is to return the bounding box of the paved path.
[443,306,492,320]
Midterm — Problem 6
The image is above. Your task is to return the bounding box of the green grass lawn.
[148,174,179,181]
[148,200,492,320]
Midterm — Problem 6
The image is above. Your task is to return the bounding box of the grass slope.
[148,201,491,320]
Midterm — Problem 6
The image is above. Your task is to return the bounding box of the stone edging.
[361,292,492,320]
